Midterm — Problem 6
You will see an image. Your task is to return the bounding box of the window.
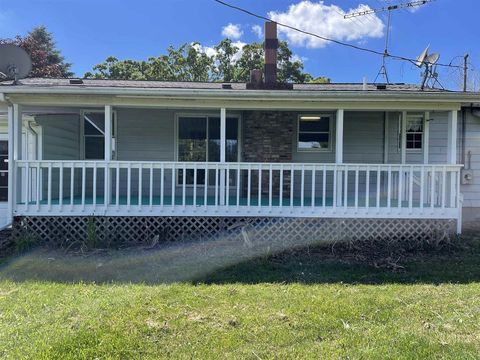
[297,115,331,151]
[177,115,239,184]
[406,114,424,150]
[83,111,116,160]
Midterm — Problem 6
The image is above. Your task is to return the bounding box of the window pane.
[84,113,105,135]
[179,117,207,140]
[207,117,238,162]
[406,133,422,149]
[298,133,329,149]
[85,137,105,159]
[178,139,207,161]
[226,118,238,140]
[407,117,423,132]
[0,187,7,201]
[299,117,330,132]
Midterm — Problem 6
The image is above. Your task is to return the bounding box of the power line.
[213,0,462,69]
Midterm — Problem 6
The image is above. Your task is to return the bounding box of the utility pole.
[463,53,469,92]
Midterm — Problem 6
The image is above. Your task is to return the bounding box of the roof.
[1,78,479,109]
[1,77,445,92]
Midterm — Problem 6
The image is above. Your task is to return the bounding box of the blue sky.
[0,0,478,89]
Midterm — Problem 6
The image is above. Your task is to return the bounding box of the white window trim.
[296,114,333,152]
[80,109,117,160]
[398,113,425,153]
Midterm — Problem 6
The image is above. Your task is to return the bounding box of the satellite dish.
[415,45,429,67]
[420,52,441,90]
[424,53,440,66]
[0,44,32,83]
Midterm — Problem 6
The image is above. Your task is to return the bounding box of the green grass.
[1,234,480,359]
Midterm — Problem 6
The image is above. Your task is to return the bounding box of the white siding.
[461,111,480,208]
[117,108,175,161]
[36,114,81,160]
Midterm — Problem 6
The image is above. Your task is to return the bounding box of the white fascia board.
[1,87,477,111]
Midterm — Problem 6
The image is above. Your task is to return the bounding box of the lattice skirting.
[12,216,457,246]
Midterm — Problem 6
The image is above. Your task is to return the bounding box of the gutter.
[1,86,480,103]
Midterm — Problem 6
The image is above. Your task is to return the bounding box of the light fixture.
[300,116,321,121]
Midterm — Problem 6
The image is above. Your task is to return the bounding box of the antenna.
[344,0,435,19]
[0,44,32,84]
[344,0,434,84]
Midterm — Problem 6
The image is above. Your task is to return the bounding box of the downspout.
[461,106,467,166]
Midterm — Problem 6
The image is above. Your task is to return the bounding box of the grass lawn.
[0,233,479,359]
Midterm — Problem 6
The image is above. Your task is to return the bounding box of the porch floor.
[25,195,431,208]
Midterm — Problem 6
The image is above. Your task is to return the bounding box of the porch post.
[219,108,226,205]
[336,109,344,206]
[423,111,430,164]
[447,110,457,164]
[401,111,407,164]
[7,106,14,223]
[104,105,112,207]
[447,110,460,234]
[12,104,23,214]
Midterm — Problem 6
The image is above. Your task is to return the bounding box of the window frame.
[80,109,117,160]
[296,114,333,152]
[398,113,425,152]
[174,112,242,186]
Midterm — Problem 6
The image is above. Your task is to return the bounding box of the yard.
[0,233,479,359]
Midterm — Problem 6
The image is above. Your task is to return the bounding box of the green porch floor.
[23,195,429,208]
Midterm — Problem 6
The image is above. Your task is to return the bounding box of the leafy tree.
[85,39,328,84]
[307,76,331,84]
[1,26,73,78]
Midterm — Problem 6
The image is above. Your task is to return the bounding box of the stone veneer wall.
[242,111,295,195]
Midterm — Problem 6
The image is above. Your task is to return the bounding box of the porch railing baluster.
[258,165,262,209]
[149,163,153,210]
[182,163,186,208]
[376,166,381,211]
[138,164,143,208]
[116,163,120,209]
[311,165,316,209]
[442,166,446,209]
[127,163,131,210]
[409,166,414,211]
[92,162,96,210]
[193,163,197,207]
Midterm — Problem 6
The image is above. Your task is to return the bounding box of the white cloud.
[268,1,384,48]
[194,41,247,63]
[251,24,263,39]
[221,23,243,39]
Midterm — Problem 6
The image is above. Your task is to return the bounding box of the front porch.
[6,100,463,236]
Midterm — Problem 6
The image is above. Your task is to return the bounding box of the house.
[0,27,478,244]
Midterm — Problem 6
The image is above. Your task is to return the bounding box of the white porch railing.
[14,161,462,220]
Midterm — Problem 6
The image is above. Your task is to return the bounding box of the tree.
[0,26,73,78]
[85,39,329,84]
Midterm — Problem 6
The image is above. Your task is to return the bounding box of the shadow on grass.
[1,232,479,285]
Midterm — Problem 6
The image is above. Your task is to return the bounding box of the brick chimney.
[246,21,293,90]
[264,21,278,86]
